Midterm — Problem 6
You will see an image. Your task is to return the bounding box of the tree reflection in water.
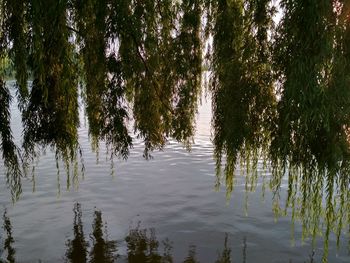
[0,204,327,262]
[63,203,242,263]
[215,234,231,263]
[89,210,117,263]
[0,210,15,263]
[125,225,172,263]
[65,203,89,263]
[183,245,199,263]
[65,203,117,263]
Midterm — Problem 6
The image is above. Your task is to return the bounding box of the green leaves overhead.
[0,0,207,165]
[273,0,335,166]
[115,0,203,157]
[23,0,79,164]
[3,0,28,108]
[211,0,275,187]
[270,1,350,258]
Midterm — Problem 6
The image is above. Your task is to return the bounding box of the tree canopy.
[0,0,350,258]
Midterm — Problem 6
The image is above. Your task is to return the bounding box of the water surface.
[0,82,349,262]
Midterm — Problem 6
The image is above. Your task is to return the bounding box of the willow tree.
[271,1,350,258]
[0,0,203,176]
[210,0,276,192]
[0,0,22,199]
[0,0,350,260]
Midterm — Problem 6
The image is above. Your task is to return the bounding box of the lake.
[0,82,349,262]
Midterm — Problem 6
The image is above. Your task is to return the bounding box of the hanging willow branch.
[0,79,22,200]
[23,0,79,164]
[3,0,29,109]
[211,0,276,189]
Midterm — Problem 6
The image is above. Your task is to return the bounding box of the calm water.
[0,82,349,262]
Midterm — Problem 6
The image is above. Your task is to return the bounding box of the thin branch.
[66,25,81,35]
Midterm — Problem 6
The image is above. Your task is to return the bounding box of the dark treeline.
[0,1,350,260]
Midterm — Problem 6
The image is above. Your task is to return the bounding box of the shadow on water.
[0,203,322,263]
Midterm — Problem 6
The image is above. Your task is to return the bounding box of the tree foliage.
[1,0,350,258]
[210,0,276,190]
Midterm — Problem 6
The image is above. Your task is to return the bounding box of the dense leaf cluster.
[0,0,350,258]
